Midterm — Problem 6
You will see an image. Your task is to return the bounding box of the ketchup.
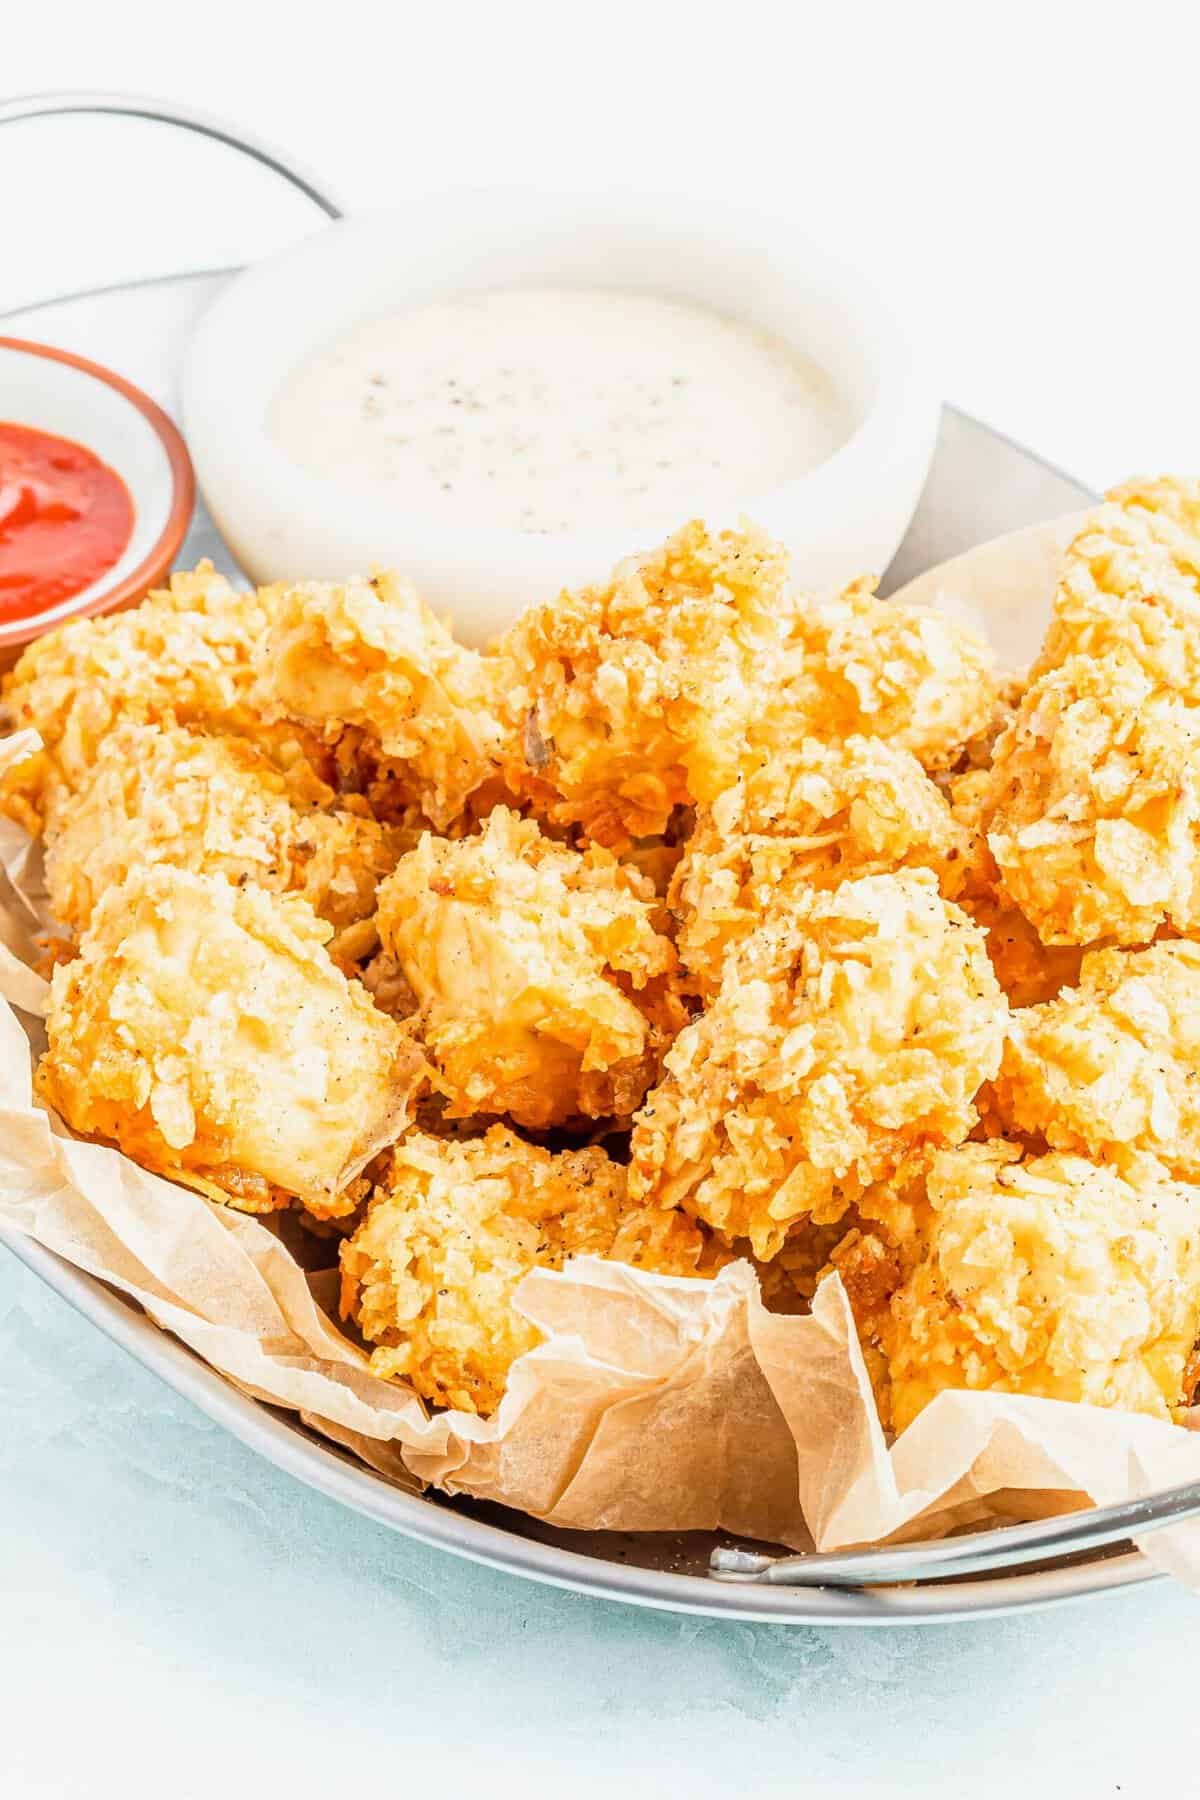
[0,421,135,623]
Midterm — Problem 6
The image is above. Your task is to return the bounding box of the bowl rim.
[181,190,938,633]
[0,334,195,650]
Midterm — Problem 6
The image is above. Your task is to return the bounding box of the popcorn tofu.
[37,866,422,1216]
[375,806,684,1129]
[764,576,1000,773]
[986,480,1200,946]
[256,572,505,829]
[340,1126,705,1414]
[495,521,793,845]
[876,1141,1200,1432]
[44,721,400,937]
[630,870,1007,1259]
[1036,476,1200,691]
[495,521,1000,848]
[0,564,316,829]
[671,735,970,998]
[986,650,1200,946]
[992,940,1200,1180]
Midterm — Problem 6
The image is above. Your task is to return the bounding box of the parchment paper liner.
[5,530,1200,1586]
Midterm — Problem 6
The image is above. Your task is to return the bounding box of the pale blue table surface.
[2,1246,1195,1800]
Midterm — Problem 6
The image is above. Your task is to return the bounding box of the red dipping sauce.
[0,421,135,624]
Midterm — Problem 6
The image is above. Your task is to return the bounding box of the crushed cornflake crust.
[375,806,684,1129]
[8,486,1200,1458]
[630,869,1006,1260]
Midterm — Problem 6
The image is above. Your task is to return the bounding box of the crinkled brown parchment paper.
[5,534,1200,1584]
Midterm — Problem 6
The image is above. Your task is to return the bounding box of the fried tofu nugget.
[256,572,505,829]
[1036,477,1200,691]
[629,869,1006,1259]
[872,1141,1200,1431]
[764,577,1000,773]
[43,721,402,937]
[375,806,684,1129]
[494,521,997,845]
[0,565,313,828]
[671,735,970,998]
[946,769,1084,1006]
[984,482,1200,947]
[992,941,1200,1179]
[495,521,792,846]
[37,865,421,1217]
[985,649,1200,945]
[339,1126,705,1413]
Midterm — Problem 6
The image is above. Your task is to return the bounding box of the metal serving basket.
[4,91,1199,1624]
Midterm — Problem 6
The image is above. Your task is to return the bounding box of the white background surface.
[3,4,1200,1795]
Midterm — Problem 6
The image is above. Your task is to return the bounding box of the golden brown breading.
[37,865,422,1217]
[763,576,1000,773]
[375,806,685,1129]
[494,521,999,847]
[985,649,1200,946]
[869,1140,1200,1431]
[1035,477,1200,691]
[42,721,403,936]
[991,941,1200,1179]
[629,869,1007,1259]
[494,520,792,846]
[255,572,506,830]
[983,481,1200,948]
[0,564,319,827]
[339,1125,705,1413]
[949,673,1027,774]
[670,735,970,998]
[945,768,1084,1006]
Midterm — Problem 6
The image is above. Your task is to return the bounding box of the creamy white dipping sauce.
[267,288,850,537]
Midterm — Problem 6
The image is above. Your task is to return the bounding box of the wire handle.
[710,1472,1200,1587]
[0,90,343,222]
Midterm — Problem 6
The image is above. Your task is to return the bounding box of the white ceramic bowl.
[183,192,938,644]
[0,336,194,667]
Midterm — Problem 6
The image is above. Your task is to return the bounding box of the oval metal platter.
[5,269,1156,1625]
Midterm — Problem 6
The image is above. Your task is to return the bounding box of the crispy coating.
[764,577,1000,773]
[21,497,1200,1448]
[871,1141,1200,1431]
[629,869,1007,1259]
[37,865,421,1217]
[375,806,684,1129]
[1036,477,1200,692]
[950,673,1027,774]
[0,564,319,827]
[494,522,997,847]
[339,1126,705,1413]
[671,735,970,998]
[255,572,505,829]
[946,769,1084,1006]
[494,521,793,846]
[43,721,402,936]
[992,941,1200,1179]
[985,649,1200,946]
[985,482,1200,948]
